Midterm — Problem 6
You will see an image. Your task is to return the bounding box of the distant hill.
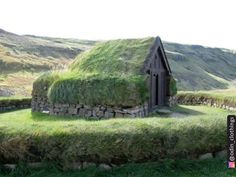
[0,28,96,96]
[164,42,236,91]
[0,28,236,96]
[0,28,96,73]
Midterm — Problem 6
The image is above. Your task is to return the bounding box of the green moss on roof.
[34,37,156,107]
[70,37,155,76]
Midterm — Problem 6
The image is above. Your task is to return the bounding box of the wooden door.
[155,75,159,106]
[158,71,166,105]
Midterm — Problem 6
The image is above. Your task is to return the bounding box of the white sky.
[0,0,236,49]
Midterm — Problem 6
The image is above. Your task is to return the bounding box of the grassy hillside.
[164,42,236,91]
[1,28,236,95]
[0,29,96,96]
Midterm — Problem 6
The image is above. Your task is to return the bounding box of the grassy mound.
[0,105,229,165]
[33,38,157,106]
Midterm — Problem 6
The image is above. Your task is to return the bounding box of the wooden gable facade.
[142,37,172,111]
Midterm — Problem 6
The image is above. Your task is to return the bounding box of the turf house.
[32,37,177,118]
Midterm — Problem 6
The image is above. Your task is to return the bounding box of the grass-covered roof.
[34,37,157,107]
[70,37,155,76]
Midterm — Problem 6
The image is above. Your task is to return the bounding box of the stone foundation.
[50,103,148,118]
[168,96,177,106]
[31,95,51,112]
[32,95,148,118]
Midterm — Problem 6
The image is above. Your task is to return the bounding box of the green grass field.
[0,105,230,136]
[0,105,234,176]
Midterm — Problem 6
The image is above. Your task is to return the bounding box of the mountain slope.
[1,28,236,96]
[0,28,96,96]
[0,28,96,73]
[164,42,236,91]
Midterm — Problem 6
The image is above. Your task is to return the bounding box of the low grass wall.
[0,109,226,166]
[176,92,236,111]
[0,97,31,112]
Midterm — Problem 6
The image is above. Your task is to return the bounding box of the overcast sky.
[0,0,235,49]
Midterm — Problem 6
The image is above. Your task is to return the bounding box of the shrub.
[169,76,177,96]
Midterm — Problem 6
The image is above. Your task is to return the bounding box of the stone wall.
[0,98,31,112]
[176,94,236,111]
[31,94,177,118]
[31,95,51,113]
[31,94,148,118]
[50,103,148,118]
